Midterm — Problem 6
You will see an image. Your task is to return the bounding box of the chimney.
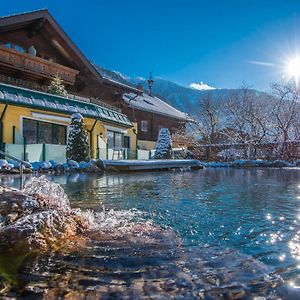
[147,72,154,97]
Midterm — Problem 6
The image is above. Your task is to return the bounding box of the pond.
[1,168,300,299]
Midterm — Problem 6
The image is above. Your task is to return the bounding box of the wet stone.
[0,177,90,256]
[224,288,247,299]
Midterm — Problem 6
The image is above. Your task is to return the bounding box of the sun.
[285,56,300,84]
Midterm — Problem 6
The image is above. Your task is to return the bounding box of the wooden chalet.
[0,9,189,162]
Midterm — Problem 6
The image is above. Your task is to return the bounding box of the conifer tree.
[48,75,68,97]
[66,113,90,162]
[153,128,173,159]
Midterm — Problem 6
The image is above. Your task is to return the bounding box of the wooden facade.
[0,9,188,150]
[122,105,185,143]
[0,9,138,104]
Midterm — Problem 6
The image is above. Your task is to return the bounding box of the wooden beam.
[27,18,46,38]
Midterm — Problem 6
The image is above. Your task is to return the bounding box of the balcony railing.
[0,46,79,85]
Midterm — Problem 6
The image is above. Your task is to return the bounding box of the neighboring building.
[96,69,191,150]
[122,91,189,150]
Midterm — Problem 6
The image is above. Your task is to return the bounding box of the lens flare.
[285,56,300,84]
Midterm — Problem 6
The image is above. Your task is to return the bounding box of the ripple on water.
[1,169,300,298]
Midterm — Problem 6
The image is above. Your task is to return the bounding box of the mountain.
[95,66,266,113]
[129,77,236,112]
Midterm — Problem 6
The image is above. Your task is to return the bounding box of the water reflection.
[2,169,300,298]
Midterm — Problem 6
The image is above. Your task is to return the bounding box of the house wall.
[137,140,156,150]
[122,106,185,144]
[0,104,136,160]
[126,122,138,154]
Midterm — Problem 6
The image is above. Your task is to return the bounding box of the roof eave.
[102,78,142,94]
[0,9,103,84]
[0,83,132,128]
[125,102,189,122]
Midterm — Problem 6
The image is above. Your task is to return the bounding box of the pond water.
[1,168,300,299]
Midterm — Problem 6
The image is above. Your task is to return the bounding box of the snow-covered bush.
[153,128,173,159]
[66,113,90,162]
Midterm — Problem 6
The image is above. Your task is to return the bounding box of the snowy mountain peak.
[112,70,129,81]
[189,82,216,91]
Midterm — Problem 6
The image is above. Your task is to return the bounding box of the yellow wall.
[127,122,137,153]
[0,104,136,159]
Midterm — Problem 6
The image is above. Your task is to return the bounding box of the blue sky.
[1,0,300,91]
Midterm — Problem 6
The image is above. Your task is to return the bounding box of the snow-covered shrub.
[66,113,89,162]
[153,128,173,159]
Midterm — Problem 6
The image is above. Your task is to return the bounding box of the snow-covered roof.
[0,83,132,127]
[92,64,142,94]
[123,93,190,121]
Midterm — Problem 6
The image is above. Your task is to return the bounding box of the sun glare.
[285,56,300,84]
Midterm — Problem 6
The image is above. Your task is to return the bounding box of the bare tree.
[222,85,271,157]
[271,82,300,141]
[270,82,300,159]
[191,92,222,144]
[187,92,225,159]
[187,82,300,161]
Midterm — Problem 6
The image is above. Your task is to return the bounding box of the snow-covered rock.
[68,160,79,169]
[31,161,52,171]
[268,160,292,168]
[79,161,91,170]
[31,162,41,171]
[203,162,231,168]
[39,161,52,170]
[4,163,14,171]
[0,159,8,168]
[7,159,20,168]
[62,163,70,171]
[232,160,260,167]
[49,160,57,167]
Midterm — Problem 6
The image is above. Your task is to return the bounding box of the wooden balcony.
[0,46,79,85]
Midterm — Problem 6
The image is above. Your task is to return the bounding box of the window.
[141,120,148,132]
[0,41,25,53]
[107,130,124,149]
[23,118,66,145]
[124,136,130,149]
[53,124,66,145]
[107,130,114,149]
[115,132,123,148]
[23,119,38,144]
[14,44,25,53]
[38,122,52,144]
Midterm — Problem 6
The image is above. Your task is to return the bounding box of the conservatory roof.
[0,83,132,127]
